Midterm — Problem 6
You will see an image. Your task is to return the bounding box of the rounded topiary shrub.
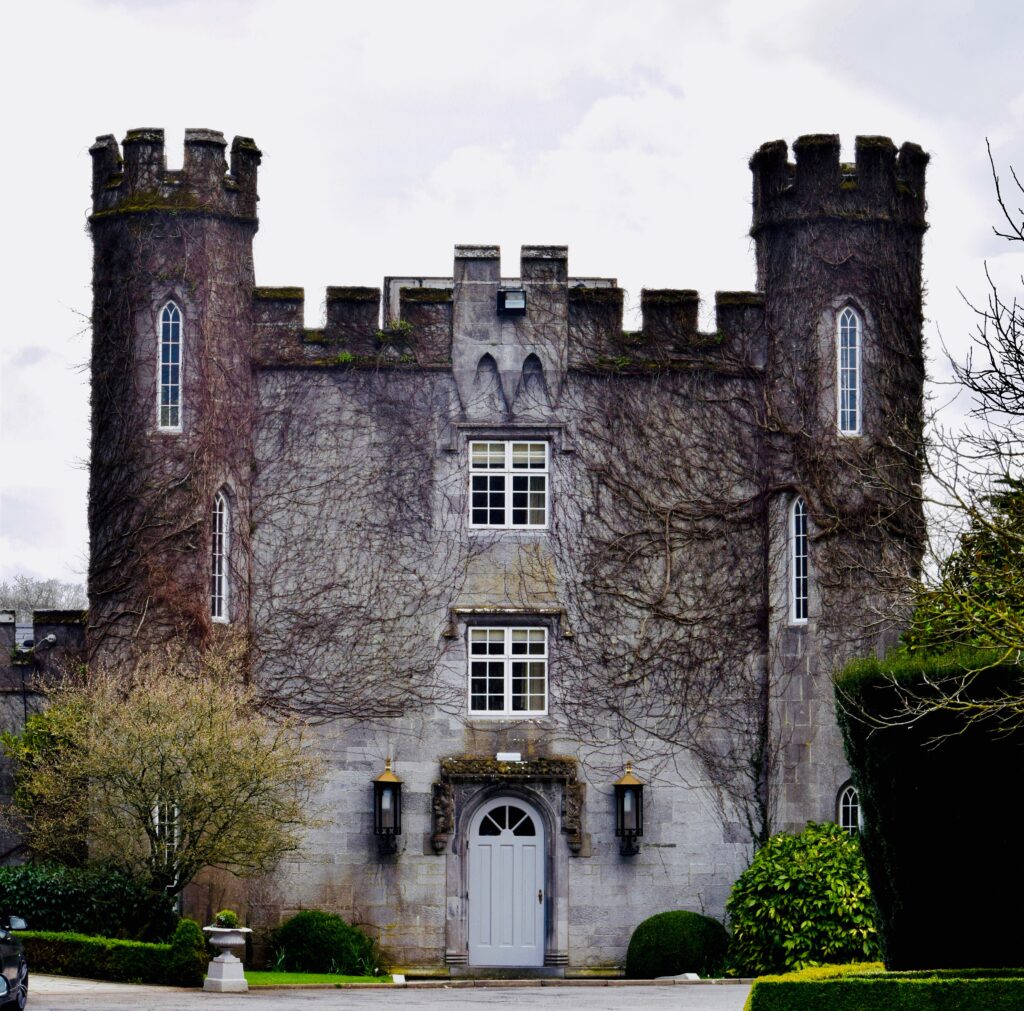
[625,910,728,979]
[725,821,880,976]
[269,910,378,975]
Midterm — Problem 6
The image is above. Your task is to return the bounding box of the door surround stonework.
[433,756,584,972]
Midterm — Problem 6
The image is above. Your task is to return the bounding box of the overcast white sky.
[1,0,1023,584]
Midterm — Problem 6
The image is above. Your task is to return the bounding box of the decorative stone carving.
[430,755,584,855]
[431,780,454,854]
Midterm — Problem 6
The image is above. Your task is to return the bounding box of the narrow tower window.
[211,491,229,622]
[158,302,182,430]
[838,307,861,435]
[790,497,809,624]
[837,783,861,835]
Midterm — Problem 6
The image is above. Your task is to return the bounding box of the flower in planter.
[214,909,240,928]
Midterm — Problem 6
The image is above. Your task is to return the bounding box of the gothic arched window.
[790,497,809,624]
[838,782,861,835]
[211,490,229,622]
[158,302,182,430]
[838,306,861,435]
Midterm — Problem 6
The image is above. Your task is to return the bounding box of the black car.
[0,917,26,1010]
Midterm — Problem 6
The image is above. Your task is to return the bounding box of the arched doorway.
[467,796,546,967]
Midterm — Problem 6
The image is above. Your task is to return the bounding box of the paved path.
[31,975,752,1010]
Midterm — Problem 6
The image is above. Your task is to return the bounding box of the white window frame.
[789,497,809,625]
[468,626,548,717]
[158,301,183,431]
[211,490,229,623]
[837,306,861,436]
[469,441,549,529]
[837,783,861,835]
[152,800,181,865]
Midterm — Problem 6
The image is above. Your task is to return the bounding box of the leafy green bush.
[269,910,378,975]
[625,909,727,978]
[166,919,208,987]
[20,921,207,986]
[726,822,880,976]
[0,863,177,940]
[746,963,1024,1010]
[214,909,239,928]
[836,650,1024,969]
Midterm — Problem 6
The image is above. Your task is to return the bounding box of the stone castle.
[6,128,929,972]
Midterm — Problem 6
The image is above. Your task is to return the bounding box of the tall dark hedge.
[835,650,1024,970]
[0,863,177,941]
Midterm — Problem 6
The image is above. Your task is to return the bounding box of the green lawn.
[245,970,393,986]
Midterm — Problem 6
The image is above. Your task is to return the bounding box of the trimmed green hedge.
[835,650,1024,970]
[0,863,177,941]
[745,963,1024,1010]
[625,910,727,978]
[20,918,208,986]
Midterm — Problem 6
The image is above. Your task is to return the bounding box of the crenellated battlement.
[750,134,928,234]
[253,247,764,372]
[89,128,261,221]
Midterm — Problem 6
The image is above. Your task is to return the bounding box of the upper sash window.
[470,441,549,528]
[159,302,182,430]
[838,307,861,435]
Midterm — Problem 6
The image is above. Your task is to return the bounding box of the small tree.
[0,573,87,622]
[903,478,1024,658]
[2,640,322,899]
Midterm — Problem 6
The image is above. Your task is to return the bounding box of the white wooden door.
[468,798,545,967]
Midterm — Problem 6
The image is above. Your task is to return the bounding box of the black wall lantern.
[373,758,402,855]
[614,762,644,856]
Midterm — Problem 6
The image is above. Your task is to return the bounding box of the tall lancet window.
[790,497,809,624]
[158,302,182,430]
[211,491,229,623]
[838,307,861,435]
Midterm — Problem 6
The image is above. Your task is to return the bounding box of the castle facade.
[82,128,927,971]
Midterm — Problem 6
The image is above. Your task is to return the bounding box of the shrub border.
[745,962,1024,1010]
[20,926,205,987]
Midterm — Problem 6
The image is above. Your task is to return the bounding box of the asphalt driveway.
[31,975,752,1010]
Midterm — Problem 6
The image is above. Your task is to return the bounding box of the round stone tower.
[749,135,929,830]
[87,128,261,657]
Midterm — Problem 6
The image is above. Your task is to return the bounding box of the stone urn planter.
[203,925,253,993]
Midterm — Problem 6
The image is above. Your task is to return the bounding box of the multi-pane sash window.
[159,302,182,430]
[470,441,548,528]
[790,497,809,624]
[211,491,229,622]
[152,800,180,867]
[838,784,861,835]
[838,307,861,435]
[469,627,548,715]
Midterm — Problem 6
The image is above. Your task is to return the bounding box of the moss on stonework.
[32,610,87,625]
[254,287,304,301]
[302,329,327,344]
[376,320,413,342]
[400,287,453,303]
[716,291,764,307]
[568,286,622,305]
[858,136,895,149]
[308,352,421,368]
[642,289,698,305]
[440,755,578,781]
[326,286,379,302]
[91,188,203,217]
